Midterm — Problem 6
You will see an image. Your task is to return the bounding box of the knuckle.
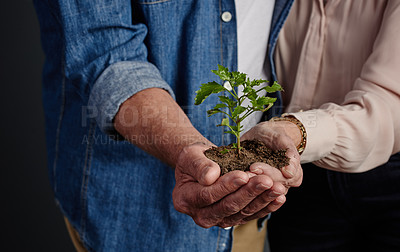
[241,205,257,216]
[199,188,214,205]
[293,179,302,187]
[173,196,189,214]
[220,199,241,215]
[220,215,242,228]
[267,197,286,213]
[288,171,303,188]
[258,193,274,205]
[246,185,261,197]
[194,215,216,229]
[241,194,271,215]
[282,180,291,188]
[247,209,269,221]
[192,156,205,169]
[271,132,283,146]
[172,190,191,214]
[276,195,287,204]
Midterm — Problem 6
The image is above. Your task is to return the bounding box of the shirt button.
[221,11,232,22]
[223,81,232,91]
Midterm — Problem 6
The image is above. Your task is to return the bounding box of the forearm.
[114,87,212,167]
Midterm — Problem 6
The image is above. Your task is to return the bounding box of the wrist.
[114,88,213,167]
[171,135,214,164]
[270,114,307,155]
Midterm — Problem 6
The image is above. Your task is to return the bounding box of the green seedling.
[194,64,283,156]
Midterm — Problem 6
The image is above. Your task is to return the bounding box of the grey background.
[2,1,75,251]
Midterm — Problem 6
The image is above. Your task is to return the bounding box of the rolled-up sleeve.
[88,61,174,135]
[37,0,174,135]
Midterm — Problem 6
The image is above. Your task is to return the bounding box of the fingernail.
[233,178,247,187]
[256,183,269,190]
[271,191,282,197]
[251,168,262,174]
[283,166,294,177]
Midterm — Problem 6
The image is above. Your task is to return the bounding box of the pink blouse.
[275,0,400,172]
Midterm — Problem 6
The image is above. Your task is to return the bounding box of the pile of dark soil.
[204,139,289,176]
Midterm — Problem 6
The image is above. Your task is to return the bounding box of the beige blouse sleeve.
[291,1,400,173]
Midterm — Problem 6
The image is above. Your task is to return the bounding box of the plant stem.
[236,121,241,157]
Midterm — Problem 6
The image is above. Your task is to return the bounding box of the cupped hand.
[172,142,287,228]
[241,121,303,188]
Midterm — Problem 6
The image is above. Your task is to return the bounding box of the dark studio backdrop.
[2,1,75,251]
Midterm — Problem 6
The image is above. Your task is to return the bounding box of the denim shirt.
[34,0,293,251]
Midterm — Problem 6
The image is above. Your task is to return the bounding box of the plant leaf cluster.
[194,64,283,155]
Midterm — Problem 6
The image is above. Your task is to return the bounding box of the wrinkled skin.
[173,121,303,228]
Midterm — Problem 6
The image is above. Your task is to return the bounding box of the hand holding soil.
[172,142,287,228]
[173,65,303,228]
[241,120,303,188]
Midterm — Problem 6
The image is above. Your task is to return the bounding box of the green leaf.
[207,108,222,116]
[214,103,227,109]
[229,125,241,132]
[243,86,253,94]
[194,81,225,105]
[264,82,283,93]
[207,103,228,117]
[231,71,247,87]
[247,90,258,102]
[219,96,236,108]
[251,100,261,110]
[232,105,246,118]
[252,97,277,111]
[231,143,242,150]
[257,97,277,106]
[220,148,230,154]
[195,65,283,150]
[218,118,230,127]
[250,79,268,87]
[224,130,236,135]
[211,64,231,81]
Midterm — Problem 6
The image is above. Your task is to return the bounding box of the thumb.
[177,143,221,186]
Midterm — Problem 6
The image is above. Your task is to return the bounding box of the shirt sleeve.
[35,0,175,136]
[291,0,400,173]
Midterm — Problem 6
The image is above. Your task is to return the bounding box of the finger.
[281,146,300,179]
[250,160,302,188]
[240,182,287,216]
[219,190,287,227]
[249,162,286,182]
[175,170,250,212]
[219,190,280,227]
[197,171,250,206]
[281,156,303,187]
[223,182,286,225]
[242,195,286,222]
[240,129,255,142]
[195,175,273,227]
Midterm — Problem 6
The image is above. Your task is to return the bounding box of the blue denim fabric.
[33,0,293,251]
